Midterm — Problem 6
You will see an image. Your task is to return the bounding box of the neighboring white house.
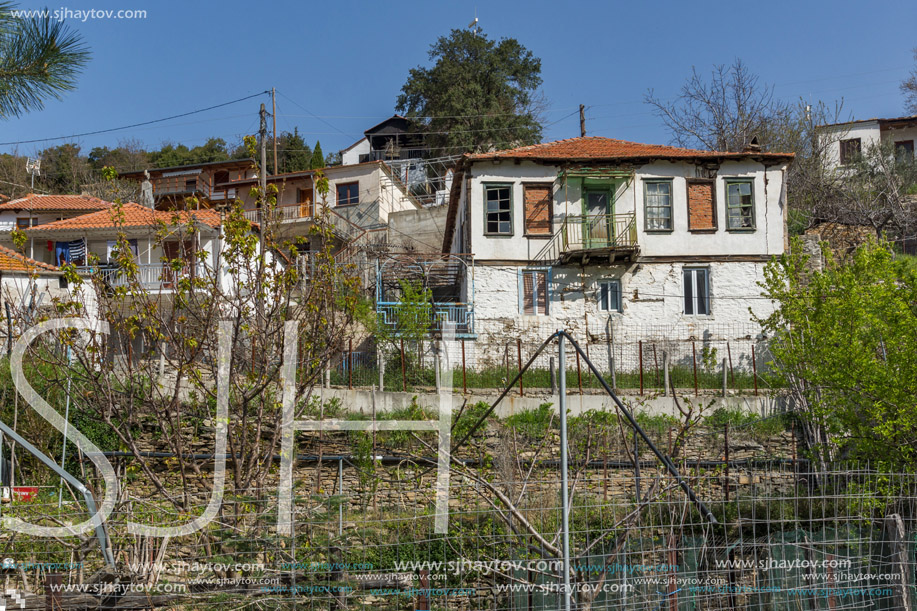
[340,137,370,166]
[0,244,65,314]
[818,114,917,169]
[0,194,112,257]
[434,136,793,369]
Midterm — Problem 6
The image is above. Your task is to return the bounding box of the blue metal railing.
[376,302,474,335]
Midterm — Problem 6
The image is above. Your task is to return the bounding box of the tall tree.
[645,58,789,152]
[273,128,311,174]
[310,140,324,169]
[0,1,90,118]
[901,47,917,114]
[396,28,544,155]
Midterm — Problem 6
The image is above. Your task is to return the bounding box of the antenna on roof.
[25,158,40,190]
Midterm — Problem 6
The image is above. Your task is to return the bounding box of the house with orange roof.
[22,202,237,293]
[428,136,794,364]
[0,194,112,253]
[0,244,66,313]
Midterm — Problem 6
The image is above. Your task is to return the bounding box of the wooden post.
[662,351,670,393]
[751,344,759,396]
[348,338,353,390]
[400,338,407,392]
[45,573,63,610]
[727,341,735,388]
[724,423,730,502]
[516,338,524,396]
[416,570,430,611]
[692,341,699,397]
[721,357,728,397]
[603,426,608,502]
[461,339,467,394]
[639,340,644,395]
[550,356,557,394]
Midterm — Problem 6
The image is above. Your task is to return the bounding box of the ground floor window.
[683,267,709,315]
[519,269,549,315]
[598,279,621,312]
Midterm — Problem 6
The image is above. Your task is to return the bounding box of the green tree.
[39,142,90,193]
[273,127,311,174]
[310,140,324,169]
[396,28,544,155]
[757,239,917,463]
[0,1,90,118]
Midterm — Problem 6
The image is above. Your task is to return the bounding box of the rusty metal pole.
[45,573,62,610]
[692,341,699,397]
[348,338,353,390]
[400,338,407,392]
[575,349,583,395]
[751,344,759,396]
[517,338,524,396]
[724,423,730,502]
[461,338,467,394]
[727,341,735,388]
[639,340,644,395]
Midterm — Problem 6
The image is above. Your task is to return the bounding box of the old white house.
[819,114,917,169]
[438,137,793,369]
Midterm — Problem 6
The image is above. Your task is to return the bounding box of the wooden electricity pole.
[579,104,586,137]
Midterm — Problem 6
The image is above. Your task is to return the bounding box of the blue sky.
[2,0,916,159]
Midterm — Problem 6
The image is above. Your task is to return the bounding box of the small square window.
[684,268,710,315]
[485,184,512,235]
[16,217,34,229]
[725,180,755,230]
[839,138,861,165]
[336,182,359,206]
[895,140,914,163]
[644,180,673,231]
[598,279,621,312]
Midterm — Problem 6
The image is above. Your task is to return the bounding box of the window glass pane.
[696,270,709,315]
[486,186,512,234]
[683,269,694,315]
[599,283,609,311]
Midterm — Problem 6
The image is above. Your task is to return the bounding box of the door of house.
[582,187,614,248]
[162,240,194,288]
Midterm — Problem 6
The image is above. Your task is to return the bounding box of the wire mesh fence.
[333,324,773,395]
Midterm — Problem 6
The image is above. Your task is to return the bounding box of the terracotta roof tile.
[0,194,112,211]
[0,244,58,272]
[466,136,794,162]
[22,202,222,233]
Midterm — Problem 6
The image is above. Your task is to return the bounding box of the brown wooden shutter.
[535,272,548,314]
[687,180,717,231]
[524,184,553,235]
[523,272,535,314]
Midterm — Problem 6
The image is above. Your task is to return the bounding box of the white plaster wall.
[341,138,370,166]
[466,159,788,262]
[820,122,880,168]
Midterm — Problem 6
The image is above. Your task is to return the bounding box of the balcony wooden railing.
[242,202,314,224]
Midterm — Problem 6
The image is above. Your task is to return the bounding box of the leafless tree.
[645,58,789,152]
[901,47,917,114]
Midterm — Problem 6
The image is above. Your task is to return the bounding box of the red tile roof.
[0,244,58,272]
[22,202,222,233]
[0,194,112,212]
[466,137,794,162]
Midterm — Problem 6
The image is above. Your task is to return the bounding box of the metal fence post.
[378,349,384,392]
[692,341,699,397]
[516,338,524,396]
[639,340,644,396]
[400,338,407,392]
[557,332,572,611]
[662,351,670,393]
[727,341,735,388]
[550,356,557,394]
[348,339,353,390]
[461,338,467,394]
[751,344,759,396]
[722,357,728,397]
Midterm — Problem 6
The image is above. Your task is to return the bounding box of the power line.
[0,91,271,147]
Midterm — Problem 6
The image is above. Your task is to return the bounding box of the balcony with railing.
[535,213,638,264]
[75,262,193,290]
[242,201,314,224]
[376,302,474,336]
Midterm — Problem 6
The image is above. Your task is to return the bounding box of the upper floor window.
[683,268,709,316]
[839,138,861,165]
[336,182,359,206]
[598,279,621,313]
[895,140,914,163]
[484,184,512,235]
[725,179,755,230]
[519,269,549,315]
[523,183,552,236]
[16,217,34,229]
[686,179,717,232]
[644,179,673,231]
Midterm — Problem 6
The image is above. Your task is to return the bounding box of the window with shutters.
[686,179,717,232]
[523,183,553,236]
[484,184,513,235]
[683,268,710,315]
[598,279,621,312]
[519,269,549,315]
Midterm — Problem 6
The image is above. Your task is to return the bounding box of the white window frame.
[598,279,622,313]
[683,267,710,316]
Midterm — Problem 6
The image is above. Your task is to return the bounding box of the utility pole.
[259,103,268,256]
[579,104,586,138]
[272,87,278,175]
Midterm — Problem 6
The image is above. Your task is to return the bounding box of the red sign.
[11,487,38,502]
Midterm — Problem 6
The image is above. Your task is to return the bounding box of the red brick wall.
[687,180,716,231]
